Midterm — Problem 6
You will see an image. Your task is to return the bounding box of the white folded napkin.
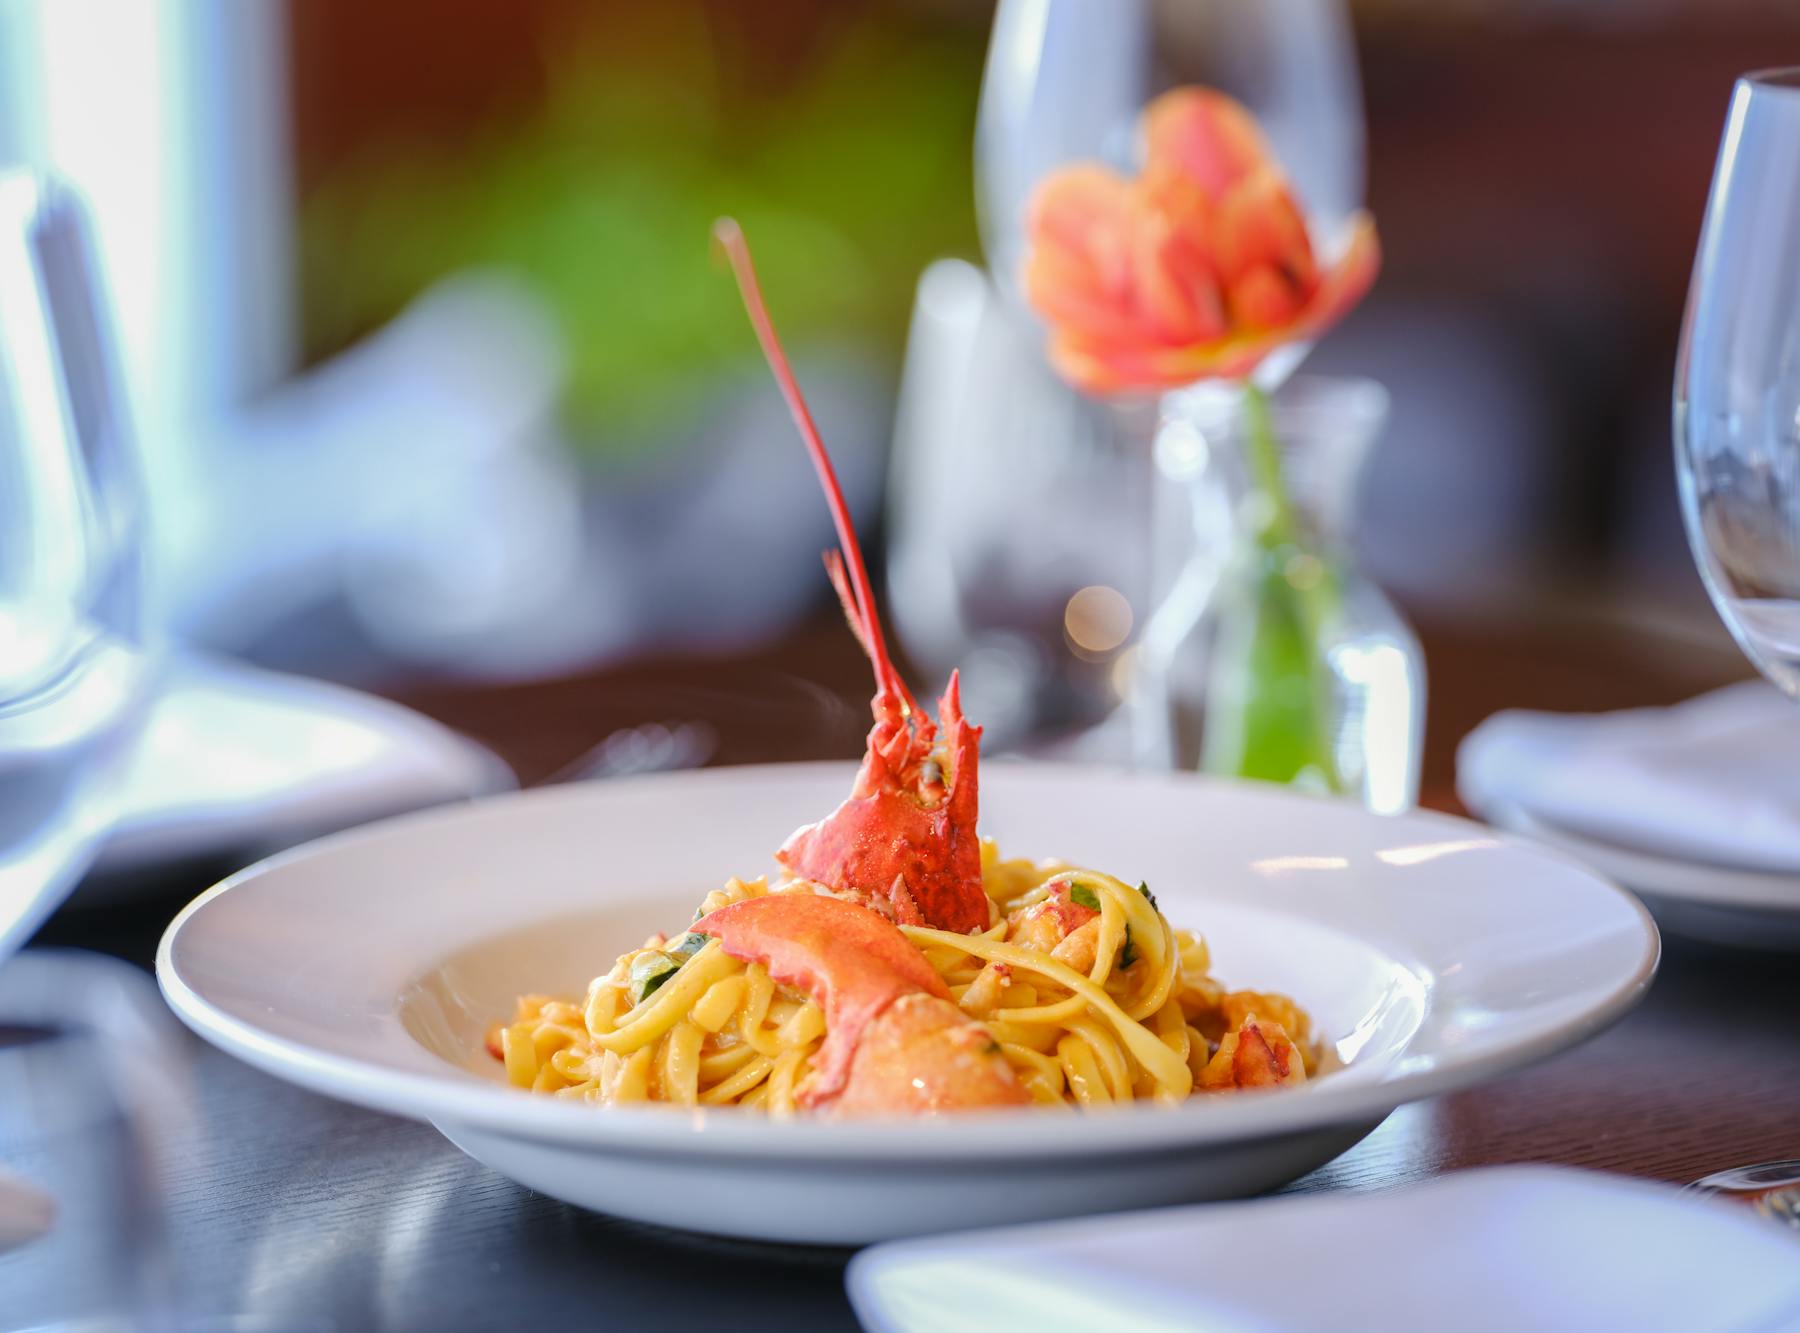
[1457,680,1800,873]
[847,1168,1800,1333]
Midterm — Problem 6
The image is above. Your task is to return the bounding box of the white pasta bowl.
[157,763,1658,1244]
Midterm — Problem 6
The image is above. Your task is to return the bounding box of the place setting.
[4,4,1799,1330]
[1459,679,1800,951]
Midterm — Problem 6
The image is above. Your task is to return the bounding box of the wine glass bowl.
[1670,68,1800,1226]
[1675,68,1800,698]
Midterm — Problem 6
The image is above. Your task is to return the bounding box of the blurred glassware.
[888,258,1155,746]
[1677,68,1800,701]
[0,951,320,1329]
[890,0,1365,747]
[0,172,152,959]
[1684,1161,1800,1232]
[975,0,1365,309]
[0,176,518,930]
[2,949,327,1330]
[1672,67,1800,1218]
[0,951,190,1324]
[0,0,295,635]
[1136,377,1422,812]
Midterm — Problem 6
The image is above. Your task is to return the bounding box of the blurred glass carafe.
[1677,70,1800,700]
[889,0,1364,748]
[0,173,150,957]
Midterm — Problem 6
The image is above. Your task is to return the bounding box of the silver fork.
[538,720,718,786]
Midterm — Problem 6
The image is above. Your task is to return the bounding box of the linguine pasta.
[494,842,1317,1115]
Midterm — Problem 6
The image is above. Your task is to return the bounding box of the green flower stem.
[1208,382,1343,793]
[1242,382,1300,548]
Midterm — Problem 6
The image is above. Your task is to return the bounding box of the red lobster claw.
[776,670,985,933]
[694,893,948,1103]
[715,219,990,935]
[696,893,1024,1111]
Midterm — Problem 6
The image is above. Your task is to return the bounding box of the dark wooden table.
[6,610,1797,1331]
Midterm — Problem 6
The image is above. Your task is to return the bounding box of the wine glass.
[974,0,1366,303]
[1672,67,1800,1225]
[891,0,1367,748]
[0,172,151,959]
[1676,68,1800,699]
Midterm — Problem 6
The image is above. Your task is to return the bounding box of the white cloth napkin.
[847,1168,1800,1333]
[1456,680,1800,873]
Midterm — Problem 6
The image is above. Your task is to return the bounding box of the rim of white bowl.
[157,764,1660,1163]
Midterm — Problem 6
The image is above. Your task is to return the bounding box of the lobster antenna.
[713,216,909,706]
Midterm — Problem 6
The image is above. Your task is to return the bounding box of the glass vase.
[1134,376,1424,813]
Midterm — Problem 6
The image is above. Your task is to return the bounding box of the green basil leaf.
[668,931,710,960]
[1138,881,1159,910]
[1120,924,1138,970]
[1067,883,1101,913]
[628,950,680,1006]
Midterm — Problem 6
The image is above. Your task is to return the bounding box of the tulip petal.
[1027,162,1134,227]
[1130,203,1228,345]
[1155,211,1382,383]
[1050,212,1382,395]
[1026,164,1136,294]
[1044,332,1168,396]
[1284,210,1381,346]
[1026,244,1154,345]
[1141,88,1271,201]
[1211,168,1316,289]
[1023,86,1381,398]
[1228,265,1306,330]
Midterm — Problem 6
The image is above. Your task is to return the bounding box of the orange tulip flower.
[1023,88,1380,395]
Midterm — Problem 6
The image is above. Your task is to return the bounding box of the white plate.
[847,1166,1800,1333]
[92,653,515,880]
[156,765,1658,1244]
[1481,799,1800,953]
[1,650,515,951]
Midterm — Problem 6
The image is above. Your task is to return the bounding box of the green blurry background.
[295,1,986,456]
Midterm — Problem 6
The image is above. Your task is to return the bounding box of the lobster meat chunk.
[695,893,1025,1113]
[1199,1014,1308,1092]
[715,218,990,935]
